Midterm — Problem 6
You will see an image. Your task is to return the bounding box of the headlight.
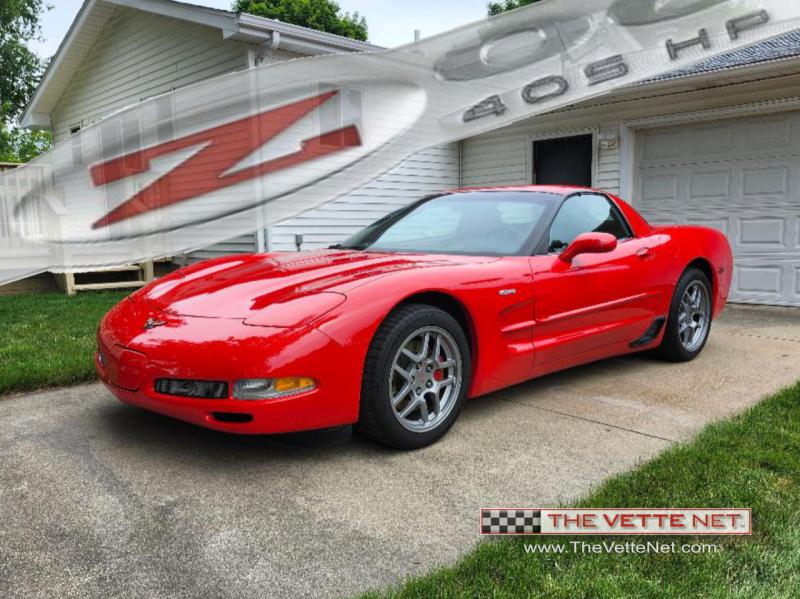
[233,377,316,400]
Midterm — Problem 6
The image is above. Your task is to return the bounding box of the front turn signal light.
[233,377,316,400]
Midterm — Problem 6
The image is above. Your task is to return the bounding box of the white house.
[20,0,800,306]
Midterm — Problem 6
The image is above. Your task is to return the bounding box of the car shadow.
[96,351,651,461]
[97,401,373,461]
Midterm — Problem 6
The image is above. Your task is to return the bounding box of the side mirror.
[558,232,618,263]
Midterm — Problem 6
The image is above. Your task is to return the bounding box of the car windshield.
[339,191,560,256]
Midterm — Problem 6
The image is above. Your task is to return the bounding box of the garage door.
[634,112,800,306]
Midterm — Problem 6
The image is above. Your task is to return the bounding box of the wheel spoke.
[399,397,420,419]
[393,364,412,382]
[439,377,456,389]
[433,335,443,362]
[418,399,430,422]
[420,333,431,360]
[391,384,411,407]
[401,348,418,362]
[430,391,442,415]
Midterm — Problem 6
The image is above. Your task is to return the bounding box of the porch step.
[72,281,148,292]
[56,261,155,295]
[91,265,143,273]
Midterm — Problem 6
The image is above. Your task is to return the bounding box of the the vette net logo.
[480,508,751,535]
[89,90,361,229]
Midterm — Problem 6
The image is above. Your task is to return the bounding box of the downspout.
[270,30,281,50]
[458,139,463,188]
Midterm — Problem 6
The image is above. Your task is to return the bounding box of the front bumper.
[96,297,364,435]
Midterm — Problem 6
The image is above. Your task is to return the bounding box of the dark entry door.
[533,135,593,186]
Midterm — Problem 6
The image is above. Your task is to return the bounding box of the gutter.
[227,13,383,56]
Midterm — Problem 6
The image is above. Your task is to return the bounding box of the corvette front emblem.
[144,318,166,330]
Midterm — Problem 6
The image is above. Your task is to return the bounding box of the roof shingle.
[648,29,800,82]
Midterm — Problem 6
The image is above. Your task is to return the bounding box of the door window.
[547,194,630,253]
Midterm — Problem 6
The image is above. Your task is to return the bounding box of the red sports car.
[97,186,732,448]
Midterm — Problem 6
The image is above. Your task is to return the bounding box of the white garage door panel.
[734,258,800,305]
[634,112,800,306]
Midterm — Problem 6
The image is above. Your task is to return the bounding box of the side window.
[547,194,630,253]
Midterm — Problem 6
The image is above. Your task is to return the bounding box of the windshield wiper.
[328,243,366,251]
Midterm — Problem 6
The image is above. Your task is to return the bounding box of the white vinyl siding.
[462,135,529,188]
[50,7,250,143]
[188,235,263,262]
[462,124,621,194]
[268,144,460,251]
[48,6,267,260]
[597,144,622,193]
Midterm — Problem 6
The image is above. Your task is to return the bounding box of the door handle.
[636,247,653,259]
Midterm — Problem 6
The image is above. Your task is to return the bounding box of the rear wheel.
[356,304,471,449]
[655,267,713,362]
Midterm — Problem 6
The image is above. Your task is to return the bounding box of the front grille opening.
[154,379,228,399]
[211,412,253,424]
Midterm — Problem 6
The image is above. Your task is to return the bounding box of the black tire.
[355,304,471,450]
[654,267,713,362]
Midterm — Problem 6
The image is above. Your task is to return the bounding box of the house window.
[532,134,593,186]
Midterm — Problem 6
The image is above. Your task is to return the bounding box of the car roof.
[448,185,601,196]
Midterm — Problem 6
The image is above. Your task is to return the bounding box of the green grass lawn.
[366,382,800,599]
[0,291,129,395]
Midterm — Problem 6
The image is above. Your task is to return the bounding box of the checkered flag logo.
[481,509,542,535]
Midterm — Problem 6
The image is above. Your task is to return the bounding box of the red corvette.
[97,186,732,448]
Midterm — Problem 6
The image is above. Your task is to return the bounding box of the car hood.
[140,250,492,320]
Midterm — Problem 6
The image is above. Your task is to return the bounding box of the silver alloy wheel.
[389,326,463,433]
[678,280,711,352]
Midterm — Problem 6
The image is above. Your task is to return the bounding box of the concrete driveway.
[1,305,798,598]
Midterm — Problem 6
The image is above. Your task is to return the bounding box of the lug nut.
[426,381,433,388]
[415,387,422,394]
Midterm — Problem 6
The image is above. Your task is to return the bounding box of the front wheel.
[655,267,713,362]
[356,304,471,449]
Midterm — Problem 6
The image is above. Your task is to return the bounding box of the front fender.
[315,257,536,398]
